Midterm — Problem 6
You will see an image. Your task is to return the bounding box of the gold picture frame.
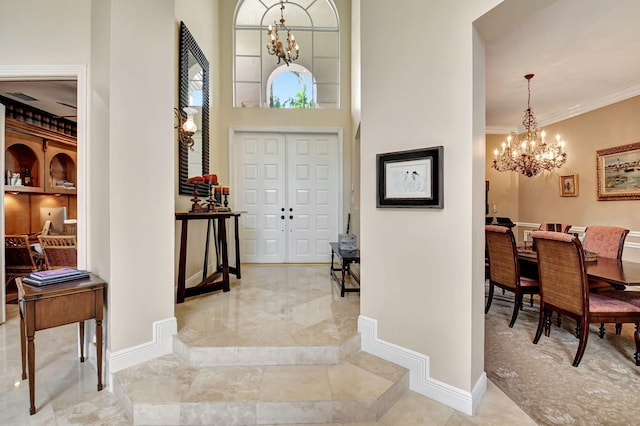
[560,174,578,197]
[596,142,640,201]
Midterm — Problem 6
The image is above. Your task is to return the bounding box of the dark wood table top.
[517,249,640,287]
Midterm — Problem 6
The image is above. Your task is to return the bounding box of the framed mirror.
[178,21,210,195]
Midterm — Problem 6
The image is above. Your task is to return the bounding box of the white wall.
[0,0,176,354]
[105,0,175,351]
[359,0,501,395]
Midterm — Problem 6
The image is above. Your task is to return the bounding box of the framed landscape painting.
[596,142,640,201]
[376,146,443,208]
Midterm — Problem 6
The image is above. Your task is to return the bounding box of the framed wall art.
[560,174,578,197]
[596,142,640,201]
[376,146,443,208]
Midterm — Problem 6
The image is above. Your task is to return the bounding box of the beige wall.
[217,0,353,214]
[486,96,640,262]
[360,0,501,392]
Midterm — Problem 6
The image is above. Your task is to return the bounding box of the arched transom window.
[234,0,339,108]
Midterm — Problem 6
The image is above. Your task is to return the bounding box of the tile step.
[173,334,362,367]
[113,350,409,425]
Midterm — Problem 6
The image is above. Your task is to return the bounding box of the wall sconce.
[174,107,198,150]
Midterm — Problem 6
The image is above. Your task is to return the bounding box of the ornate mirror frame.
[178,21,210,195]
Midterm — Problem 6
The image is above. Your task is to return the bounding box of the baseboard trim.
[106,317,177,389]
[358,315,485,416]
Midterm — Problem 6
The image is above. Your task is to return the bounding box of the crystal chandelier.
[266,0,299,66]
[492,74,567,177]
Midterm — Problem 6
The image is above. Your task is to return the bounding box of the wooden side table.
[16,274,106,415]
[175,211,243,303]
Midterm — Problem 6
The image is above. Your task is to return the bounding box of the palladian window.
[234,0,339,108]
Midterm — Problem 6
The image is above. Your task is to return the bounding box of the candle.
[214,186,222,194]
[222,186,230,195]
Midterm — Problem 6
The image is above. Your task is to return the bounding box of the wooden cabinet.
[44,141,77,194]
[5,130,44,193]
[4,119,76,195]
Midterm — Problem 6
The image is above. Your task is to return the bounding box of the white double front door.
[232,131,341,263]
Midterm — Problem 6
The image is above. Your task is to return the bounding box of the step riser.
[174,335,362,367]
[127,372,409,426]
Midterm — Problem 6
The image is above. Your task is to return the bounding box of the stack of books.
[22,268,90,286]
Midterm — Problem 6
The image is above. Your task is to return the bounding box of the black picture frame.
[376,146,443,208]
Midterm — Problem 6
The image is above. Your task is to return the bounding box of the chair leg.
[544,312,552,337]
[508,292,522,328]
[575,323,581,339]
[529,294,534,307]
[615,323,622,335]
[573,318,589,367]
[556,314,562,327]
[485,282,495,314]
[533,307,547,344]
[599,323,605,339]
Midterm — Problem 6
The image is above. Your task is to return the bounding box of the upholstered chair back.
[538,223,572,233]
[485,225,519,290]
[531,231,587,317]
[582,225,629,260]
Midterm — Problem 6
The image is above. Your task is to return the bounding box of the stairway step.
[113,350,408,425]
[173,334,362,366]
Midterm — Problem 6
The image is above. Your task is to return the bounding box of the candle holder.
[205,185,217,211]
[223,194,229,208]
[190,187,203,212]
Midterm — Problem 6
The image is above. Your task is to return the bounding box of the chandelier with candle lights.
[492,74,567,177]
[266,0,299,66]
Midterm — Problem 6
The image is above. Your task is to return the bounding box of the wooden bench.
[329,242,360,297]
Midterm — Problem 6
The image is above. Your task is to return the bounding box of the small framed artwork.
[596,142,640,201]
[376,146,443,208]
[560,174,578,197]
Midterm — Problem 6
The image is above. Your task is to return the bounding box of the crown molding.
[487,83,640,135]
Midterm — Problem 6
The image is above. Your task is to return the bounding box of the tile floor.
[0,264,534,425]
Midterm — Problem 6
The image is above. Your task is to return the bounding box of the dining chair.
[531,230,640,367]
[5,235,40,301]
[485,225,540,327]
[583,225,629,292]
[538,223,572,233]
[38,235,77,269]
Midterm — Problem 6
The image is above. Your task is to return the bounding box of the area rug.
[485,288,640,425]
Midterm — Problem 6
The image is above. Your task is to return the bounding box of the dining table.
[517,247,640,287]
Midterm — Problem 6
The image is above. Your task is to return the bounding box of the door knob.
[289,208,293,211]
[289,215,293,220]
[281,208,285,211]
[281,215,285,220]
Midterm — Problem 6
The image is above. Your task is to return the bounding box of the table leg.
[234,215,242,279]
[218,217,230,292]
[341,261,346,297]
[96,318,104,391]
[330,251,335,275]
[79,321,85,362]
[19,303,26,380]
[177,219,189,303]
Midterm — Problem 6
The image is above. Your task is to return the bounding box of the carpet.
[485,288,640,425]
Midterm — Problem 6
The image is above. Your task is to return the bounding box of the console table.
[16,274,106,415]
[329,242,360,297]
[175,211,243,303]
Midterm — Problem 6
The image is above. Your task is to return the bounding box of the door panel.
[287,133,339,263]
[235,133,286,263]
[233,131,339,263]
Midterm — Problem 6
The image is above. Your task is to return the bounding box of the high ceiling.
[1,0,639,133]
[481,0,640,133]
